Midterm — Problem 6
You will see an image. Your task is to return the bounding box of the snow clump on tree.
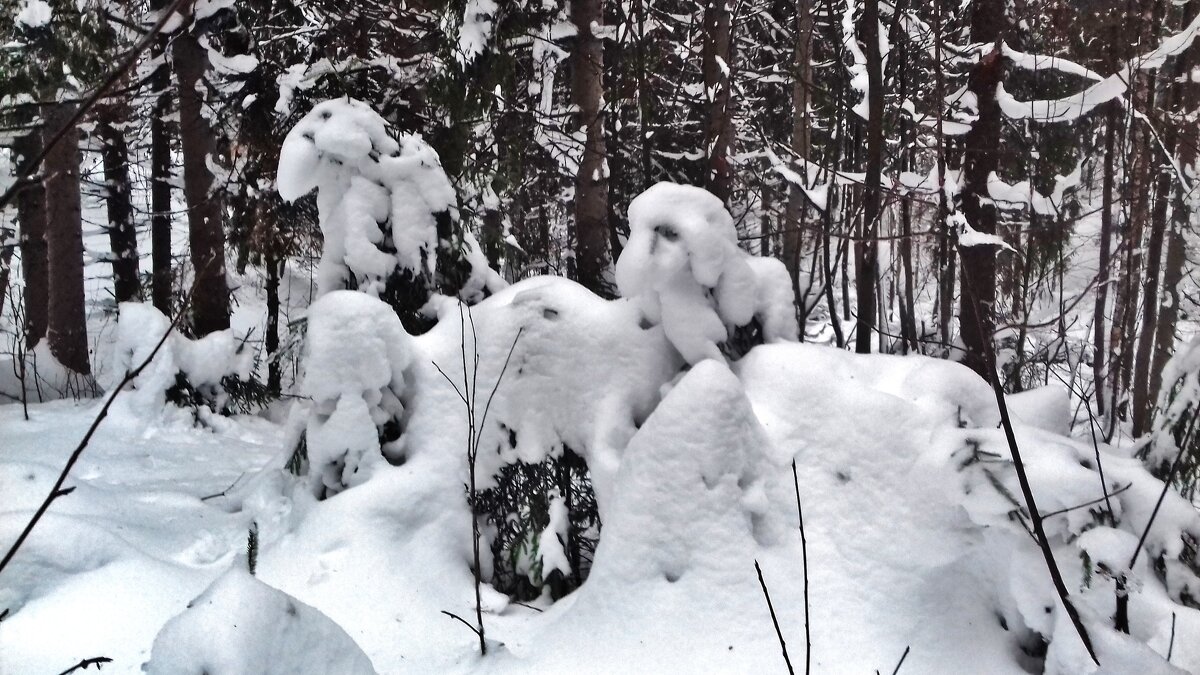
[277,98,503,332]
[615,182,798,364]
[300,290,412,498]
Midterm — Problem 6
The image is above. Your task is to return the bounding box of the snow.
[615,182,797,364]
[146,563,377,674]
[278,98,457,293]
[15,0,51,28]
[457,0,498,66]
[110,302,253,418]
[5,313,1198,672]
[302,291,411,496]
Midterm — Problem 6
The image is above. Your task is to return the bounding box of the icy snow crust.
[4,279,1200,673]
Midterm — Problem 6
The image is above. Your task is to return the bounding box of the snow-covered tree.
[615,182,797,364]
[278,98,502,333]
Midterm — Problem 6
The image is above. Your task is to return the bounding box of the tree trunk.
[855,0,883,354]
[957,0,1005,380]
[1152,204,1186,405]
[151,0,174,316]
[933,0,955,355]
[783,0,814,300]
[1131,155,1171,435]
[42,103,89,375]
[1093,103,1117,416]
[173,23,230,336]
[266,251,283,396]
[702,0,734,204]
[15,131,48,348]
[96,105,142,305]
[570,0,612,295]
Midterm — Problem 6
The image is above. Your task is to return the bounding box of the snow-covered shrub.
[145,563,376,675]
[615,182,798,364]
[112,303,257,420]
[300,291,412,498]
[473,445,599,601]
[277,98,504,333]
[1142,335,1200,499]
[937,387,1200,673]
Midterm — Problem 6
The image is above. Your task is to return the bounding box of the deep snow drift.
[3,276,1198,674]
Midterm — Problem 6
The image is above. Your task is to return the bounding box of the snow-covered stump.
[277,98,503,334]
[299,291,412,498]
[615,182,798,364]
[145,564,376,675]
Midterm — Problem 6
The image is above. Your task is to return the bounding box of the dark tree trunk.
[15,131,48,348]
[1093,103,1117,416]
[173,23,230,336]
[42,104,89,374]
[702,0,734,204]
[96,105,142,305]
[150,0,174,316]
[266,251,283,396]
[783,0,814,301]
[570,0,612,295]
[933,0,955,355]
[855,0,884,354]
[957,0,1006,380]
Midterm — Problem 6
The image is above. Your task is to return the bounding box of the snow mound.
[499,360,786,671]
[615,182,797,364]
[302,291,412,497]
[111,302,253,416]
[145,563,376,675]
[933,413,1200,673]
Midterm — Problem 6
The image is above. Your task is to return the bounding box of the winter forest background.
[4,0,1200,672]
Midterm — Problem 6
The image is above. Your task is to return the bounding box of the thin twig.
[440,610,482,637]
[890,645,911,675]
[1040,483,1132,519]
[56,656,113,675]
[1167,612,1176,662]
[199,472,247,501]
[790,460,812,675]
[967,277,1099,663]
[754,559,795,675]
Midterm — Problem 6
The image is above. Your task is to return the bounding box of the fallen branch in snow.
[440,610,482,638]
[55,656,113,674]
[790,460,812,675]
[1168,612,1176,662]
[966,282,1100,663]
[754,560,794,675]
[433,304,523,657]
[987,362,1099,662]
[875,645,910,675]
[0,286,190,577]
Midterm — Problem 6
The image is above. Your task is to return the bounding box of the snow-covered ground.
[1,104,1197,673]
[3,275,1198,673]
